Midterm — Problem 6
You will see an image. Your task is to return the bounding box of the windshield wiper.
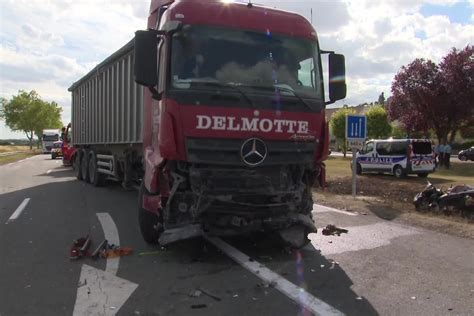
[235,84,314,112]
[193,81,257,109]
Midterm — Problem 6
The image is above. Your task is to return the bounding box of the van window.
[412,141,432,155]
[391,141,407,155]
[365,142,374,153]
[376,142,390,155]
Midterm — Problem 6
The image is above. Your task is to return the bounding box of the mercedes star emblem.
[241,138,267,166]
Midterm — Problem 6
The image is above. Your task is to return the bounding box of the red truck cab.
[134,0,346,247]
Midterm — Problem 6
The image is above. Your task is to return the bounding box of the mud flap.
[158,224,202,246]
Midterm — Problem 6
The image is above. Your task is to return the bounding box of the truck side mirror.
[328,53,347,103]
[134,30,162,87]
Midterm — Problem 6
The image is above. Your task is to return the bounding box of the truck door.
[358,141,375,172]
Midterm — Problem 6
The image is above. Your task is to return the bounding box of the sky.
[0,0,473,139]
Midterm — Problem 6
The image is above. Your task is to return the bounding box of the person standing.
[444,142,452,169]
[438,142,446,167]
[434,143,440,168]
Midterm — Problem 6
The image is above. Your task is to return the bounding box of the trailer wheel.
[74,152,83,180]
[138,183,162,244]
[88,151,104,187]
[81,149,90,183]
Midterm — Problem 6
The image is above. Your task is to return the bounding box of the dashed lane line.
[5,198,30,223]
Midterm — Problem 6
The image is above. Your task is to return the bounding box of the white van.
[356,139,435,178]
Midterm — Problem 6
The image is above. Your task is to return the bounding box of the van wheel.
[88,151,104,186]
[393,165,405,178]
[417,173,428,178]
[459,155,467,161]
[81,149,90,183]
[74,153,83,180]
[138,183,162,244]
[356,163,362,175]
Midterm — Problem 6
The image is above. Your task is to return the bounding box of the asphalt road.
[1,155,473,316]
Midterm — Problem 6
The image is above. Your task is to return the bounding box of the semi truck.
[42,129,61,153]
[67,0,346,248]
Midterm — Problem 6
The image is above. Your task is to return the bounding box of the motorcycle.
[413,181,474,218]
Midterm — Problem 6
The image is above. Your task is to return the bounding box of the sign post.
[346,115,367,198]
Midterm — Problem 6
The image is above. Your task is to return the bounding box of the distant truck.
[42,129,60,153]
[65,0,346,248]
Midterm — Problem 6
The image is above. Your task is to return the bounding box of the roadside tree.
[0,90,62,149]
[388,45,473,143]
[330,107,355,157]
[366,105,391,139]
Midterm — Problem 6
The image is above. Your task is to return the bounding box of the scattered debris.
[198,287,222,301]
[109,306,116,310]
[69,235,133,260]
[355,296,363,301]
[310,269,315,273]
[189,290,202,298]
[322,225,348,236]
[69,235,91,260]
[320,264,325,268]
[233,294,239,298]
[411,296,417,300]
[191,304,207,309]
[138,251,163,256]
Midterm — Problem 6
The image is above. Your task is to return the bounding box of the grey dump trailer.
[68,40,144,187]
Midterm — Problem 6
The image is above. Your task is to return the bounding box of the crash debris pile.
[69,235,133,260]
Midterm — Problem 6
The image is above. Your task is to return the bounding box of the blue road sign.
[346,115,367,139]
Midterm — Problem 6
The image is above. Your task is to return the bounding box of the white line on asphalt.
[313,204,358,216]
[46,169,52,174]
[96,212,120,275]
[6,198,31,223]
[204,235,344,316]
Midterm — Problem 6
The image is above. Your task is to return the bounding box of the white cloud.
[1,0,473,138]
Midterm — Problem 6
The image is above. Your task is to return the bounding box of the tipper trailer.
[67,0,346,248]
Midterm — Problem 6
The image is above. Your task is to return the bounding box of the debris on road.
[322,224,348,236]
[191,304,207,309]
[198,287,222,301]
[69,235,133,260]
[189,289,202,298]
[69,235,91,260]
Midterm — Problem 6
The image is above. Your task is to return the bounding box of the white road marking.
[73,265,138,316]
[46,169,52,174]
[204,235,344,316]
[306,222,420,255]
[96,213,120,275]
[313,204,357,216]
[73,213,138,315]
[6,198,30,223]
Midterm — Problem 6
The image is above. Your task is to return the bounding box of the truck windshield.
[171,25,323,100]
[43,135,59,142]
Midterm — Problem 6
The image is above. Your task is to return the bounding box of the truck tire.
[138,183,162,244]
[81,149,90,183]
[88,151,104,187]
[74,153,83,180]
[393,165,405,178]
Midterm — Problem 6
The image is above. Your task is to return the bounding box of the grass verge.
[0,152,39,165]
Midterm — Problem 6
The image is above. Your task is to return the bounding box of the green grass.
[0,152,38,165]
[325,156,474,185]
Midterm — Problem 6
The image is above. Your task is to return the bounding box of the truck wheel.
[393,165,405,178]
[81,149,90,183]
[356,163,362,175]
[138,183,162,244]
[88,151,104,187]
[74,153,83,180]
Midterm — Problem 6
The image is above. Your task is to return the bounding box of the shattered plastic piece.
[198,287,221,301]
[322,225,348,236]
[233,294,239,298]
[109,306,116,310]
[320,264,325,268]
[310,269,315,272]
[411,296,416,300]
[356,296,363,300]
[189,290,202,298]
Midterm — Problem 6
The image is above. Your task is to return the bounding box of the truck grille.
[186,138,315,166]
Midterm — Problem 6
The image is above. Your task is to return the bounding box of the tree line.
[0,90,63,149]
